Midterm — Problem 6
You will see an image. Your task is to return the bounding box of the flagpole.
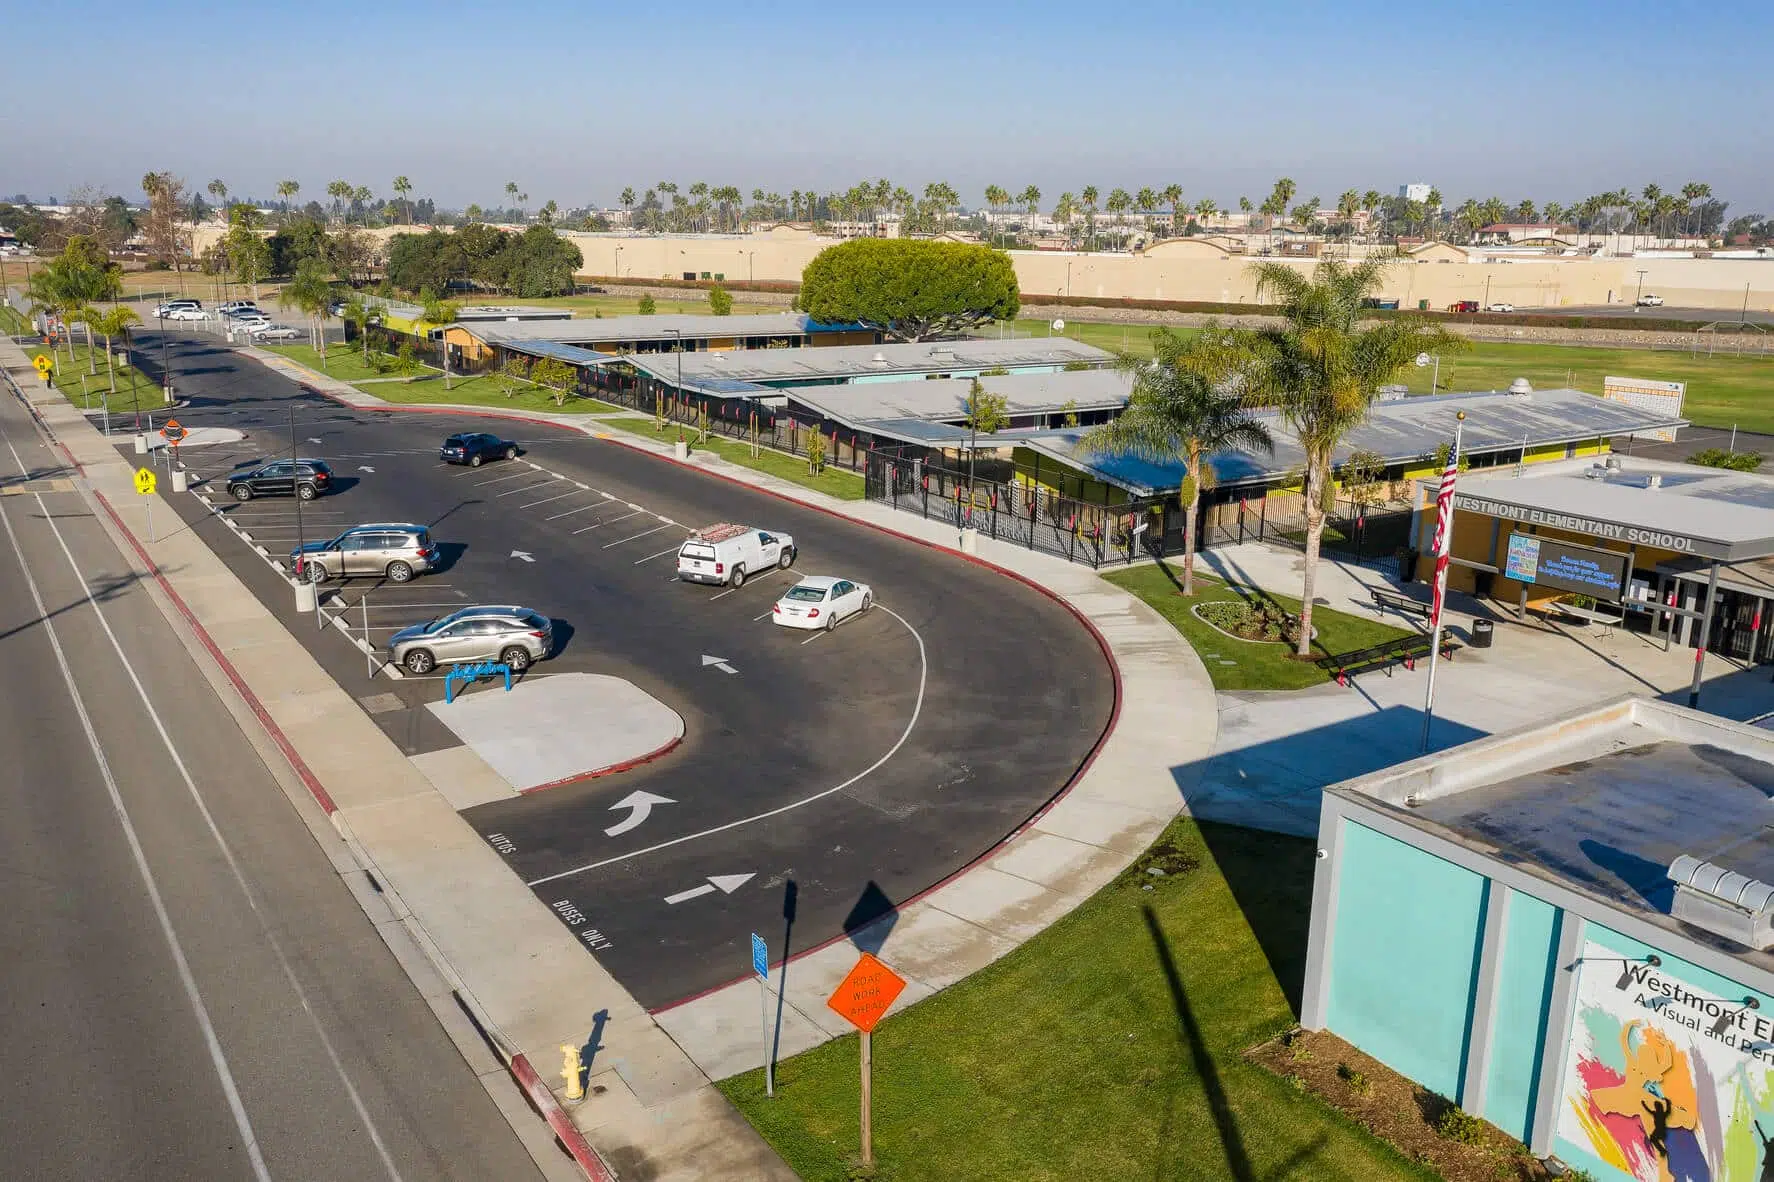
[1420,411,1465,753]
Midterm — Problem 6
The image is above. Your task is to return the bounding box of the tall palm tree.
[983,185,1007,245]
[421,291,459,390]
[504,181,520,220]
[1246,259,1466,656]
[276,179,300,216]
[1106,189,1133,248]
[1019,185,1041,236]
[1161,184,1183,235]
[352,185,374,225]
[67,303,101,374]
[207,179,228,219]
[1080,186,1099,250]
[279,259,334,368]
[393,176,413,223]
[1080,328,1273,595]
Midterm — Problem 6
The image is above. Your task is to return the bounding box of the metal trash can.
[1470,618,1495,648]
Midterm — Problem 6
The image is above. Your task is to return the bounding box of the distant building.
[1399,183,1432,203]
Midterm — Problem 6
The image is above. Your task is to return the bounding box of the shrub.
[1198,598,1301,644]
[637,293,657,315]
[1433,1104,1486,1145]
[708,284,733,316]
[1689,447,1764,471]
[1336,1062,1370,1095]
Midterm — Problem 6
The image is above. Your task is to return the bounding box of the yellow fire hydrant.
[560,1043,585,1102]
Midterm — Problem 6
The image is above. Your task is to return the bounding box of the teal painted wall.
[1328,822,1489,1099]
[1485,893,1562,1141]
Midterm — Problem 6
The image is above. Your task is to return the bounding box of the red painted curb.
[518,732,685,795]
[509,1053,617,1182]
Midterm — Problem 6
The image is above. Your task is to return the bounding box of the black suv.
[440,432,521,467]
[225,459,335,501]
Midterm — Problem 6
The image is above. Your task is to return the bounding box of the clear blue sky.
[4,0,1770,216]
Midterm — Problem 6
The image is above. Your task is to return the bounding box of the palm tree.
[67,303,101,374]
[279,259,334,368]
[1246,259,1466,656]
[1080,328,1273,595]
[276,179,300,215]
[93,306,141,394]
[504,181,520,220]
[420,291,459,390]
[352,185,374,225]
[341,294,378,364]
[1054,192,1078,245]
[619,187,635,219]
[1080,186,1099,249]
[983,185,1007,245]
[1019,185,1041,237]
[1134,187,1158,238]
[1106,189,1133,248]
[393,176,412,223]
[1161,184,1183,235]
[326,180,352,224]
[207,179,228,219]
[465,203,484,224]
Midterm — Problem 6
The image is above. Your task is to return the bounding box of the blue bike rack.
[444,661,512,704]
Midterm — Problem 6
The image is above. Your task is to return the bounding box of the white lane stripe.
[0,500,275,1182]
[753,609,774,621]
[519,489,582,509]
[573,509,639,533]
[544,502,603,521]
[495,481,557,498]
[800,629,826,645]
[600,492,616,500]
[473,471,533,486]
[601,523,672,549]
[526,604,926,889]
[7,435,410,1181]
[633,545,682,565]
[625,502,644,510]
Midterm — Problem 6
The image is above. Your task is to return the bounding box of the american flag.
[1428,441,1460,629]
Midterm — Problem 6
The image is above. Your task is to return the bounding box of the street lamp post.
[614,245,622,280]
[665,328,683,439]
[158,311,173,403]
[1636,270,1649,306]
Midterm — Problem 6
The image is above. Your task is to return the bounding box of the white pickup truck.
[676,523,796,587]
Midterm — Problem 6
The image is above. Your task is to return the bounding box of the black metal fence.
[1203,492,1414,566]
[864,450,1157,568]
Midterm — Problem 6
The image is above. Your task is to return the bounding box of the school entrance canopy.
[1443,458,1774,707]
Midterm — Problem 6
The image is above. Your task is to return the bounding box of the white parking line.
[708,568,785,601]
[633,544,682,565]
[626,502,644,510]
[753,609,774,621]
[574,509,639,533]
[525,605,928,888]
[526,461,543,470]
[800,630,826,645]
[600,492,616,500]
[545,502,603,521]
[495,480,557,498]
[474,471,534,487]
[602,523,672,549]
[519,489,582,509]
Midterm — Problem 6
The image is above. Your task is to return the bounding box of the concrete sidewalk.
[8,339,1216,1176]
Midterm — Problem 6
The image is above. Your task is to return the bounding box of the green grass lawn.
[722,818,1434,1182]
[598,416,867,500]
[1102,562,1412,690]
[457,291,779,317]
[353,373,624,415]
[24,342,160,413]
[0,304,30,335]
[264,343,399,385]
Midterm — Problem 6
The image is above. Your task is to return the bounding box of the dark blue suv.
[439,432,521,467]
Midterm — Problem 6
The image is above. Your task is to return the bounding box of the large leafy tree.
[1246,259,1466,655]
[798,239,1018,341]
[1080,328,1273,596]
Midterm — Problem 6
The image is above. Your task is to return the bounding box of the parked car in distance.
[387,605,554,674]
[291,523,438,584]
[225,458,335,501]
[218,301,259,316]
[1448,300,1480,313]
[163,305,208,321]
[677,522,796,587]
[1637,293,1665,307]
[439,432,522,466]
[155,299,201,317]
[1485,302,1515,313]
[255,325,301,342]
[771,575,871,631]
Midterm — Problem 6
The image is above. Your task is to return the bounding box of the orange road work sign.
[825,953,907,1034]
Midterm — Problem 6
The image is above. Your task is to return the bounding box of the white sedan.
[771,575,873,631]
[255,324,302,341]
[1486,302,1515,313]
[163,306,208,321]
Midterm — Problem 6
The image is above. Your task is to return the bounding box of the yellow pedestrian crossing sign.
[134,467,157,496]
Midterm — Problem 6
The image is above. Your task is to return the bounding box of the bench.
[1369,587,1433,626]
[1316,634,1462,687]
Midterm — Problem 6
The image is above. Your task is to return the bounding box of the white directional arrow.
[701,654,738,675]
[358,464,376,473]
[603,790,675,837]
[510,549,534,563]
[306,437,322,444]
[663,873,754,905]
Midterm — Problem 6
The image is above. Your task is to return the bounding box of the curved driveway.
[140,332,1116,1009]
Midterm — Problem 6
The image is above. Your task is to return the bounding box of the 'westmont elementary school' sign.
[1453,493,1731,559]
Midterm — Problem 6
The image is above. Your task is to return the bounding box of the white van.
[677,523,796,587]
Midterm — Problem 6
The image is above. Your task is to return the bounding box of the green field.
[722,818,1433,1182]
[1014,317,1774,433]
[353,374,624,415]
[266,342,398,384]
[1102,563,1412,690]
[599,416,866,500]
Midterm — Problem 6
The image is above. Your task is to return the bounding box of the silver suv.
[291,523,439,584]
[387,605,554,674]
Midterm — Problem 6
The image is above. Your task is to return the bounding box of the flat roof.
[1330,697,1774,979]
[786,368,1131,429]
[1451,455,1774,561]
[453,305,573,322]
[625,337,1113,390]
[462,312,826,345]
[1011,387,1687,497]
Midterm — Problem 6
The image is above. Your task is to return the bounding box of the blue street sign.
[751,932,769,981]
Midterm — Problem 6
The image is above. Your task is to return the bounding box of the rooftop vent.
[1605,454,1624,472]
[1508,377,1534,398]
[1647,473,1663,490]
[871,352,888,365]
[1668,855,1774,948]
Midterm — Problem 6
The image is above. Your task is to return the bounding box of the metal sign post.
[752,933,774,1097]
[826,953,908,1168]
[134,466,158,541]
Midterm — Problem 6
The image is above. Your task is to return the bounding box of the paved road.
[0,384,542,1177]
[130,330,1117,1010]
[1508,303,1774,325]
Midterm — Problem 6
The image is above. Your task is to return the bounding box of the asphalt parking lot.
[131,332,1117,1008]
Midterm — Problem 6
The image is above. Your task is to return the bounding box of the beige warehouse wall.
[180,223,1774,314]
